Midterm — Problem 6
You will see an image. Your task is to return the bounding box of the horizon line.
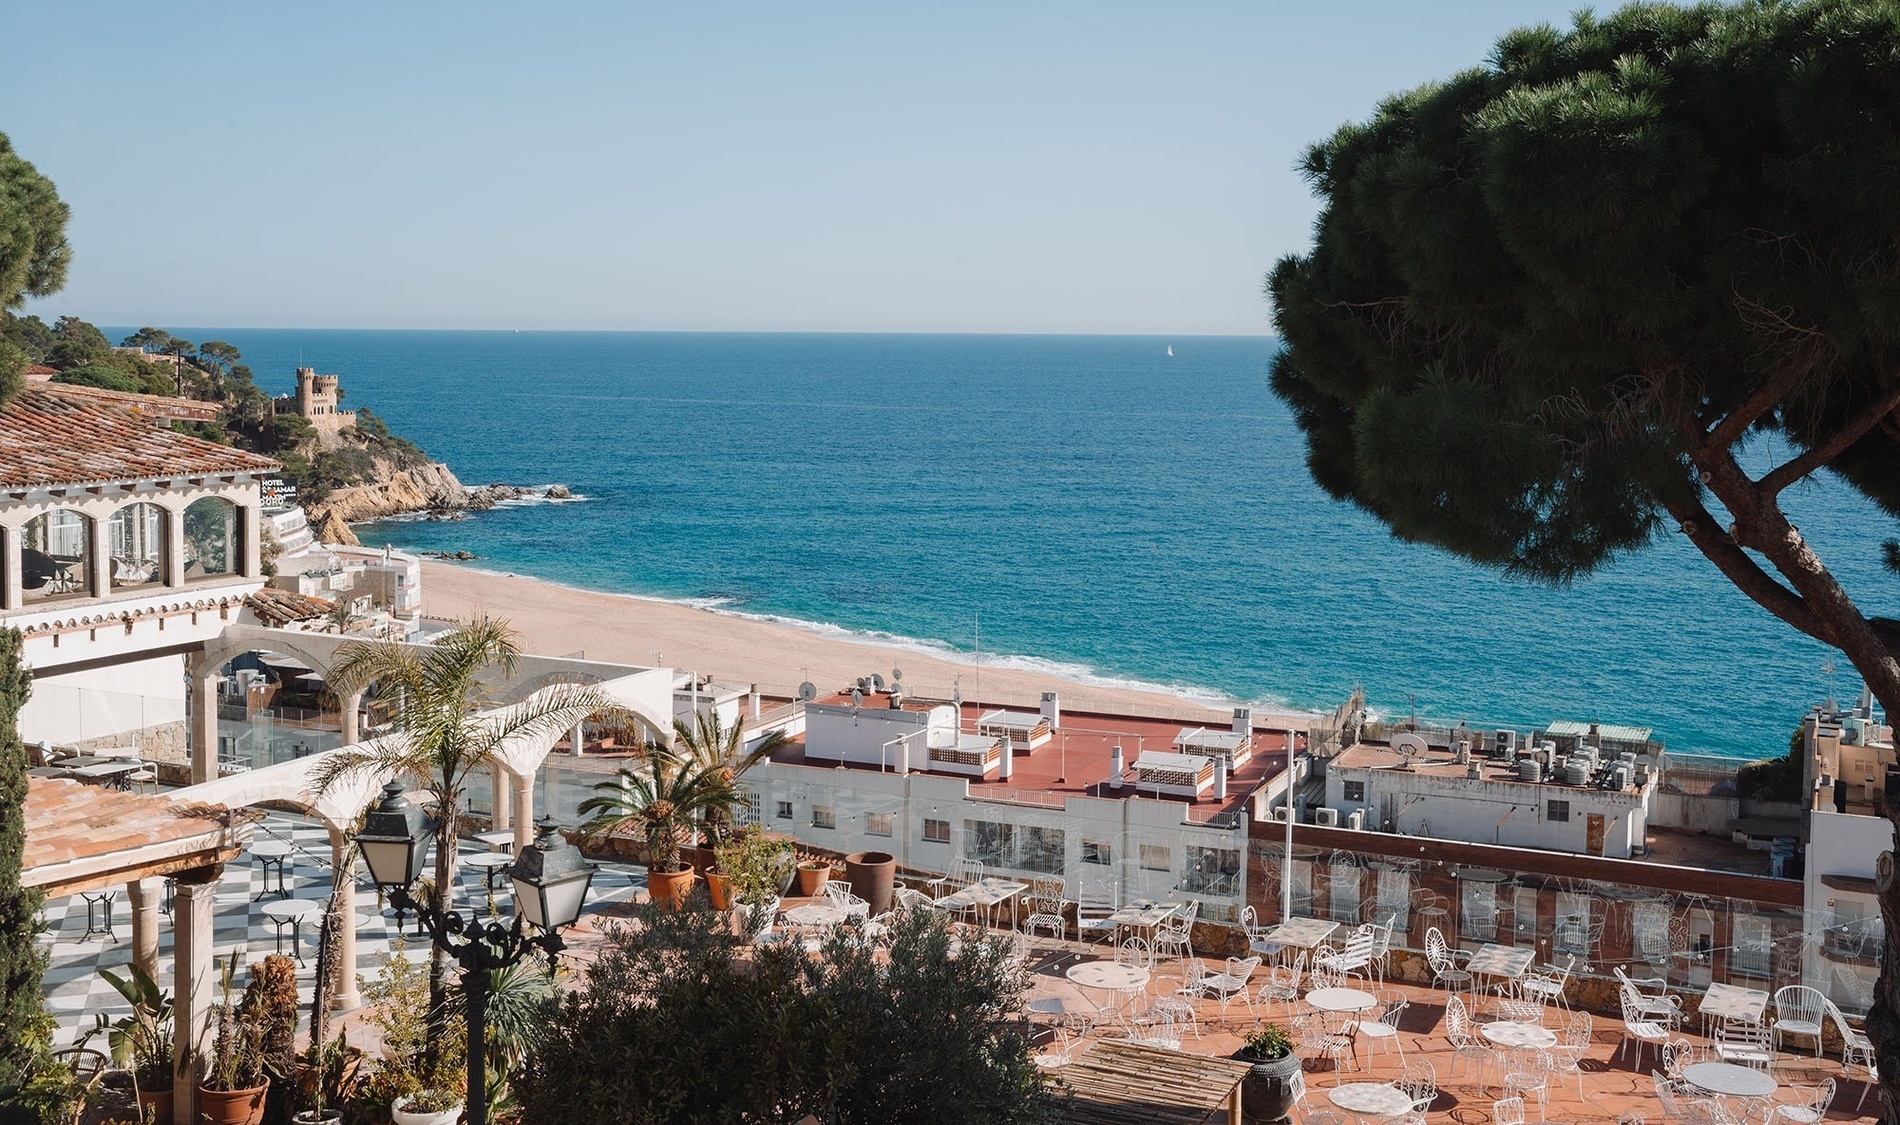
[76,322,1280,340]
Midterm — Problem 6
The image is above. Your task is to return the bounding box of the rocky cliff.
[303,455,567,545]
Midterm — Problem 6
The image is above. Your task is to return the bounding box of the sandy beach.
[420,561,1314,728]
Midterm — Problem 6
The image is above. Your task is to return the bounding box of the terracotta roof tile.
[246,587,336,627]
[21,777,250,890]
[39,382,222,423]
[0,387,278,489]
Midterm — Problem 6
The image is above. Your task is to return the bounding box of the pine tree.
[0,628,43,1092]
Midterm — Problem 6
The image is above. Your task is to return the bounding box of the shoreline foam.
[419,559,1319,727]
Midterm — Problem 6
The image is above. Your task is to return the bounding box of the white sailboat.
[1166,345,1174,357]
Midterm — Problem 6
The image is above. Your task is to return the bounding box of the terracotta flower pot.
[795,863,830,896]
[647,865,696,909]
[198,1083,269,1125]
[845,851,896,915]
[136,1086,173,1125]
[705,870,735,910]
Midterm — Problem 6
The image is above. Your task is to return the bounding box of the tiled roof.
[23,364,57,381]
[0,386,278,489]
[39,382,222,423]
[246,587,336,627]
[21,777,254,895]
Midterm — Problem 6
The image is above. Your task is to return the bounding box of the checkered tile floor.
[37,812,647,1046]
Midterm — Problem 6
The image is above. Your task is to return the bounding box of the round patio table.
[1480,1021,1557,1049]
[783,903,846,927]
[1327,1082,1415,1119]
[1067,960,1150,992]
[1683,1062,1778,1098]
[1305,986,1377,1014]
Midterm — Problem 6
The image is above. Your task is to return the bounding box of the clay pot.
[647,865,696,909]
[136,1086,173,1125]
[795,862,830,896]
[198,1083,269,1125]
[390,1094,464,1125]
[706,870,735,910]
[845,851,896,915]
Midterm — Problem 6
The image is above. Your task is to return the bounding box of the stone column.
[171,871,221,1125]
[88,510,112,598]
[491,763,512,832]
[0,524,21,611]
[327,828,362,1011]
[189,665,221,784]
[127,878,162,981]
[569,720,584,757]
[341,690,362,746]
[163,506,186,588]
[511,771,536,854]
[239,501,262,578]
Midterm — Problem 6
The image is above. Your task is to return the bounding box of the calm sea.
[131,329,1892,758]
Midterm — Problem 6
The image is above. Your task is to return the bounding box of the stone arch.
[19,505,94,603]
[491,669,672,748]
[182,495,239,580]
[195,635,336,683]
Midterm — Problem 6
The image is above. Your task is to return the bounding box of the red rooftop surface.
[20,777,252,895]
[0,386,279,489]
[772,694,1291,824]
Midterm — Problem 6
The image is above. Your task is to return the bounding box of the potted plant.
[198,960,269,1125]
[579,743,727,909]
[362,942,465,1125]
[1236,1022,1301,1124]
[795,859,831,897]
[78,964,174,1124]
[293,886,355,1125]
[713,825,796,916]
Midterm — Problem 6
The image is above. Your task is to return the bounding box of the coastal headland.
[420,560,1315,728]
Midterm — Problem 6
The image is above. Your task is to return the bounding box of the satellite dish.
[850,687,864,709]
[797,681,816,702]
[891,667,903,684]
[871,673,886,692]
[856,676,872,694]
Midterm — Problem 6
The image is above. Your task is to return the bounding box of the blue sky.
[6,2,1585,334]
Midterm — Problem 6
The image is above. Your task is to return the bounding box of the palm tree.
[671,710,786,847]
[310,615,611,1018]
[576,744,727,875]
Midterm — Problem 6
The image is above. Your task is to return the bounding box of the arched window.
[21,509,92,602]
[108,501,165,589]
[184,497,237,579]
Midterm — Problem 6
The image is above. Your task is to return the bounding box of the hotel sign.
[261,477,299,508]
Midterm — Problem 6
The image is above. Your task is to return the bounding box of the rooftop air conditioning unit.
[1346,809,1367,830]
[1269,805,1291,823]
[1313,807,1341,827]
[1494,729,1518,756]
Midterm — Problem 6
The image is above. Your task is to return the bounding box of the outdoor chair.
[1518,954,1575,1012]
[1823,998,1874,1112]
[1618,993,1670,1070]
[1241,905,1276,955]
[1126,1004,1186,1051]
[1075,885,1119,944]
[1547,1009,1592,1098]
[1493,1097,1528,1125]
[1199,955,1261,1021]
[1661,1037,1697,1081]
[1501,1048,1552,1122]
[127,759,159,795]
[1257,948,1306,1017]
[1023,882,1068,944]
[1614,966,1684,1029]
[1115,935,1153,971]
[1151,962,1203,1040]
[1368,913,1398,986]
[824,883,872,921]
[1768,1077,1835,1125]
[1770,985,1826,1060]
[1153,898,1198,962]
[1350,987,1407,1065]
[1033,1024,1081,1070]
[1425,927,1472,994]
[1396,1057,1436,1116]
[1442,994,1491,1082]
[1307,944,1345,991]
[1712,1020,1773,1070]
[893,886,935,912]
[1291,1011,1355,1083]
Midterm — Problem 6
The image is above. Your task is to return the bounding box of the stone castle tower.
[275,367,358,436]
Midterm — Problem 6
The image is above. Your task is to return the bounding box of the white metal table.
[1067,960,1150,1025]
[1306,986,1378,1014]
[1480,1021,1557,1049]
[938,877,1030,930]
[472,829,517,852]
[1683,1061,1778,1098]
[1263,916,1340,960]
[1466,943,1537,981]
[1106,900,1178,940]
[1698,982,1770,1029]
[1327,1081,1415,1119]
[463,852,516,892]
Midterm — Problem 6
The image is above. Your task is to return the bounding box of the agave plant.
[671,711,786,847]
[578,744,729,874]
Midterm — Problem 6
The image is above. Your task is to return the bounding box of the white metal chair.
[1768,1077,1835,1125]
[1547,1009,1592,1098]
[1198,955,1260,1021]
[1501,1048,1551,1122]
[1493,1096,1528,1125]
[1397,1058,1436,1117]
[1351,987,1407,1065]
[1151,960,1204,1040]
[1033,1024,1080,1071]
[1712,1020,1773,1070]
[1257,949,1306,1017]
[1770,985,1826,1060]
[1425,927,1472,993]
[1152,898,1199,962]
[1518,954,1574,1012]
[1618,993,1670,1070]
[1023,881,1069,944]
[1075,884,1119,944]
[1822,998,1874,1112]
[1292,1011,1355,1084]
[1126,1004,1185,1051]
[823,882,871,921]
[1442,994,1491,1082]
[1614,966,1684,1029]
[893,886,935,911]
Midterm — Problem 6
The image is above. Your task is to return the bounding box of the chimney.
[1110,745,1125,791]
[998,734,1014,780]
[749,685,761,720]
[1233,707,1252,736]
[1214,757,1228,800]
[1040,691,1061,729]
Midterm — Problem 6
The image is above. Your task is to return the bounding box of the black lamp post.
[355,783,594,1125]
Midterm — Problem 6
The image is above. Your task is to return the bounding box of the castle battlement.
[273,366,358,434]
